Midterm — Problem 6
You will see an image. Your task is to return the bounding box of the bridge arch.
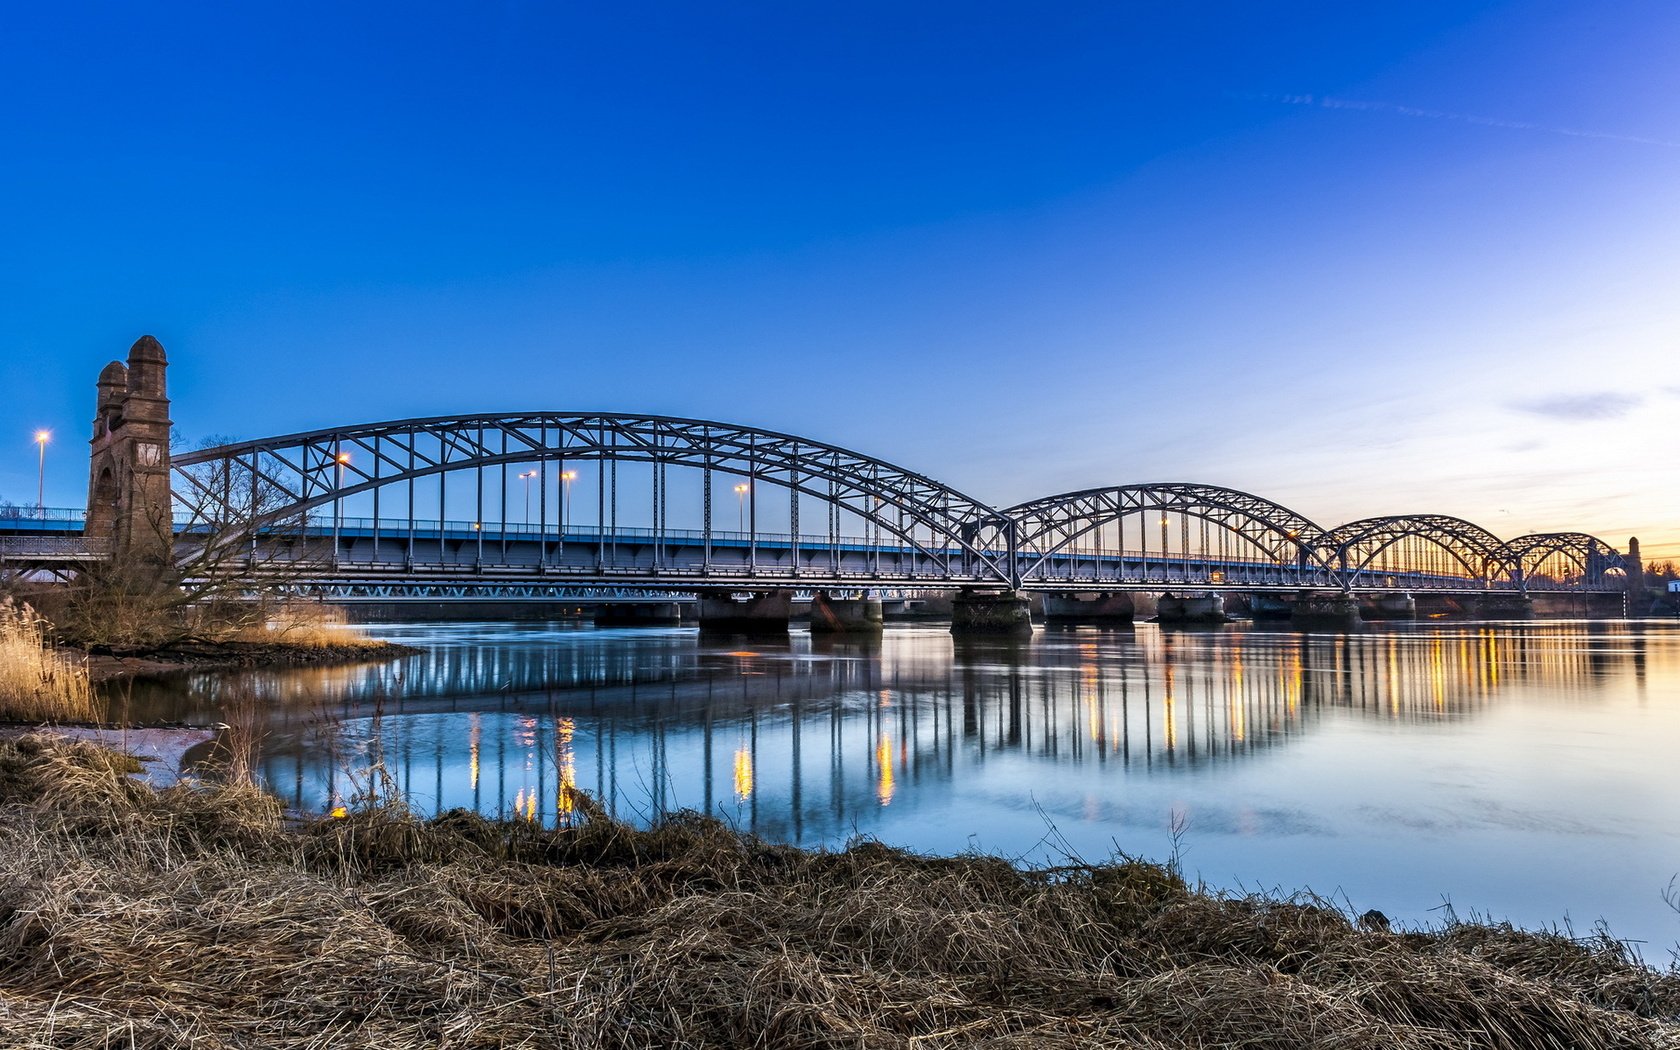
[171,413,1016,582]
[1003,483,1334,585]
[1322,514,1509,590]
[1497,533,1627,591]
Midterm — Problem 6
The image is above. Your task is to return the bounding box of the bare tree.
[54,440,324,650]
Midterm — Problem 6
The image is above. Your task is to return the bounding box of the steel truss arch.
[1324,514,1509,588]
[1497,532,1627,589]
[172,412,1016,581]
[1004,483,1333,582]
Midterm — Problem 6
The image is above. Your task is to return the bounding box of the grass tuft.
[0,599,97,723]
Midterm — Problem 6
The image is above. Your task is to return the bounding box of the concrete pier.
[1291,592,1362,630]
[698,590,793,634]
[1155,593,1227,624]
[1360,592,1418,621]
[594,602,683,627]
[808,591,884,634]
[1468,593,1535,620]
[950,589,1033,636]
[1042,591,1135,625]
[1248,593,1293,621]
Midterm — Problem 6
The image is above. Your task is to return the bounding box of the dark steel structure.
[2,410,1633,598]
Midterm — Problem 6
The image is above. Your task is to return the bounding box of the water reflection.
[113,620,1663,844]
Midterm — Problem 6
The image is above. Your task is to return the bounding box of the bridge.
[0,337,1642,630]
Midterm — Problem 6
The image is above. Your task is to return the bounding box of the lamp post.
[332,451,351,565]
[33,431,49,519]
[560,470,576,535]
[519,471,537,526]
[734,483,749,534]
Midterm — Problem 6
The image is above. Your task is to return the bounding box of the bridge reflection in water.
[112,620,1656,847]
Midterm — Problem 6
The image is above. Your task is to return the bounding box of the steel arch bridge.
[133,411,1631,599]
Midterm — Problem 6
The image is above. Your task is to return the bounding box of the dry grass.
[0,735,1675,1049]
[0,600,97,723]
[220,602,386,649]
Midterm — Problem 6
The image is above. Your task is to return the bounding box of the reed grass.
[0,735,1674,1049]
[0,600,97,723]
[220,601,385,649]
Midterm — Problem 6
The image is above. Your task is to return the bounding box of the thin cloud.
[1245,92,1680,148]
[1511,393,1642,422]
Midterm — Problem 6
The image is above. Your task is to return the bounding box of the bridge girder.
[1323,514,1508,587]
[1497,532,1627,588]
[173,413,1016,584]
[1005,482,1333,581]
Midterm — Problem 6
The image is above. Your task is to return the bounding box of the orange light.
[561,470,577,481]
[335,452,351,464]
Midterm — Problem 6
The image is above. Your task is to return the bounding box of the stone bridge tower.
[86,336,173,569]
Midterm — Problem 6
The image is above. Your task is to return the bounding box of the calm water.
[116,619,1680,954]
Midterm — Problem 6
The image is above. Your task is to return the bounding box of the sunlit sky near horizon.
[2,3,1676,556]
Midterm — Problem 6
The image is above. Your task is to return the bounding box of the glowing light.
[733,747,754,801]
[33,430,50,445]
[556,718,577,818]
[469,715,481,790]
[876,735,895,805]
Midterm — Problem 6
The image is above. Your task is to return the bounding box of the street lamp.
[33,431,49,518]
[560,470,576,534]
[734,483,750,533]
[519,471,538,526]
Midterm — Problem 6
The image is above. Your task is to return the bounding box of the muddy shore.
[75,638,421,683]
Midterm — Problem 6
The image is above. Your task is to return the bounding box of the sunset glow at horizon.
[1,4,1674,557]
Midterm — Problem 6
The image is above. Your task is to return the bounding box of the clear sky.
[3,2,1676,557]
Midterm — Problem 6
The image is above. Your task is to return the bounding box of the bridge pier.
[950,589,1033,636]
[594,602,684,627]
[1042,591,1134,625]
[808,591,884,634]
[698,590,793,635]
[1360,592,1417,621]
[1248,593,1293,621]
[1468,592,1535,620]
[1155,593,1227,625]
[1291,592,1362,630]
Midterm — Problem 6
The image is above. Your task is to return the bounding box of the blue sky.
[3,2,1676,555]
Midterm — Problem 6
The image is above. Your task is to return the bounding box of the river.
[114,618,1680,956]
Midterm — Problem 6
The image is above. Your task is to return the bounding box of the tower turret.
[85,336,174,569]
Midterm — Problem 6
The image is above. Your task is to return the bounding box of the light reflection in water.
[107,621,1659,830]
[105,620,1680,942]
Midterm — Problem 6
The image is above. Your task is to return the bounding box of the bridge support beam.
[1291,592,1362,630]
[1248,593,1293,621]
[698,590,793,635]
[1155,593,1227,625]
[1359,592,1417,621]
[594,602,684,627]
[1468,592,1535,620]
[808,591,884,635]
[1042,591,1134,625]
[950,589,1033,636]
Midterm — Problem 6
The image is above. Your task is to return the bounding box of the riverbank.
[77,638,422,683]
[0,736,1674,1048]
